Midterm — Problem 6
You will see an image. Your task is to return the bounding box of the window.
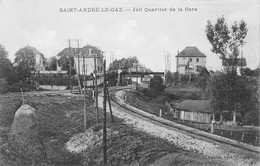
[189,58,192,62]
[196,58,199,62]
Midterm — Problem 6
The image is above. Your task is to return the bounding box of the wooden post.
[255,136,258,145]
[83,55,86,131]
[211,121,214,133]
[103,59,107,166]
[106,88,114,122]
[94,53,99,125]
[77,40,82,94]
[241,132,245,141]
[159,109,162,117]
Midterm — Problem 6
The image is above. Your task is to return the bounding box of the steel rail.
[108,88,260,154]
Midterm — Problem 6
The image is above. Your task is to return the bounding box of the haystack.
[8,104,46,165]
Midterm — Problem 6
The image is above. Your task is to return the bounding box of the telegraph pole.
[136,64,138,91]
[77,40,82,94]
[92,49,99,125]
[68,39,72,93]
[83,54,87,131]
[103,59,107,166]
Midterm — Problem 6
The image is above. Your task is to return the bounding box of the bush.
[8,83,33,92]
[0,82,8,93]
[150,76,164,91]
[36,76,78,86]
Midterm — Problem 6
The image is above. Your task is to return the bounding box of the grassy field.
[0,90,229,166]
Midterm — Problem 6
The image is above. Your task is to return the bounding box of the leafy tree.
[46,56,57,70]
[172,72,180,85]
[242,67,259,77]
[57,55,76,77]
[196,66,210,99]
[106,71,118,86]
[210,71,256,124]
[165,71,173,84]
[14,46,38,83]
[0,44,13,80]
[206,16,247,72]
[108,57,139,71]
[206,16,250,124]
[150,76,164,91]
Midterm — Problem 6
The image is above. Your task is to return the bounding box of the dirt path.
[99,90,260,166]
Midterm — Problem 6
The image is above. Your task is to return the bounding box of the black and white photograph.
[0,0,259,165]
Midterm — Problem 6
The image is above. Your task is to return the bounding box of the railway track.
[108,88,260,154]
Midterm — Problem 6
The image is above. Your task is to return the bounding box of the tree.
[242,67,259,77]
[206,16,249,124]
[210,71,256,124]
[57,55,76,77]
[196,66,210,99]
[206,16,248,72]
[150,76,164,91]
[46,56,57,70]
[106,71,118,87]
[14,46,38,83]
[108,57,139,71]
[0,44,13,80]
[165,71,174,84]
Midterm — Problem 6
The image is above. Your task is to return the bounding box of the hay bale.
[8,104,46,165]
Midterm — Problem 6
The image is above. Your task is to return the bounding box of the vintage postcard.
[0,0,259,165]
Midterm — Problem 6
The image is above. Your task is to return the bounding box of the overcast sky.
[0,0,259,72]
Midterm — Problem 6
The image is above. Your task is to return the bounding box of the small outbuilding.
[172,100,213,124]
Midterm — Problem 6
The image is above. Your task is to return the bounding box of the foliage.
[106,71,118,87]
[46,56,57,70]
[108,57,139,71]
[206,16,248,71]
[241,67,259,77]
[108,56,151,72]
[210,71,258,124]
[8,83,34,92]
[57,56,76,77]
[150,76,164,91]
[0,44,14,83]
[14,46,38,83]
[36,75,78,86]
[172,72,180,85]
[196,66,210,99]
[165,71,174,84]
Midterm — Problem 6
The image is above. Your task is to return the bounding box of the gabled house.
[176,46,206,74]
[57,45,104,76]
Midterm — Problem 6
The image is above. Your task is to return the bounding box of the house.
[172,100,213,123]
[57,45,104,76]
[141,75,151,88]
[176,46,206,74]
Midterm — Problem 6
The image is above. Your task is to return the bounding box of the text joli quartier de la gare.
[59,7,198,13]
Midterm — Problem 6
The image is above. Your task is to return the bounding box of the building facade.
[176,46,206,74]
[57,45,104,76]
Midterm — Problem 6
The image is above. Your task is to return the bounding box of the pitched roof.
[222,58,247,67]
[176,46,206,57]
[174,100,213,113]
[57,45,103,58]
